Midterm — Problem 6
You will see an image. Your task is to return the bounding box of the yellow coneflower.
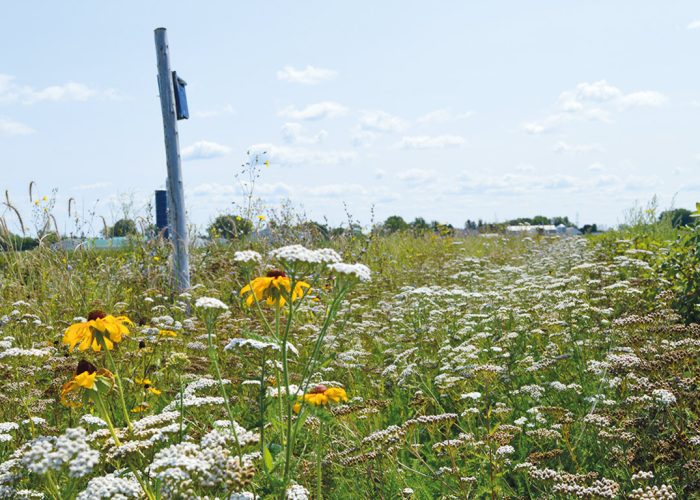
[240,270,311,307]
[135,377,162,395]
[60,360,112,407]
[159,329,177,337]
[293,385,348,413]
[63,310,132,352]
[131,403,150,413]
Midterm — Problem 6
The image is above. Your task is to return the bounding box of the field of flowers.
[0,232,697,499]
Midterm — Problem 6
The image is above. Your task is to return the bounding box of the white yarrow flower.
[194,297,229,310]
[234,250,262,264]
[327,262,371,282]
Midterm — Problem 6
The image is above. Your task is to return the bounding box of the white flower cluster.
[80,414,107,428]
[148,429,256,497]
[286,484,311,500]
[77,471,142,499]
[269,244,341,265]
[496,445,515,456]
[0,347,53,360]
[327,262,372,283]
[17,427,99,478]
[195,296,229,310]
[206,423,260,448]
[225,337,298,355]
[652,389,676,406]
[234,250,262,264]
[162,377,230,412]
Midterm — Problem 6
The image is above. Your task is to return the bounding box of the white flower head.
[327,262,372,283]
[269,245,341,267]
[234,250,262,264]
[194,297,229,311]
[652,389,676,406]
[496,445,515,456]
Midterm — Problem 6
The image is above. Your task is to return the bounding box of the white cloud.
[619,91,668,108]
[397,135,465,149]
[397,168,437,185]
[417,109,474,124]
[450,172,659,196]
[351,129,379,148]
[374,168,387,179]
[524,80,667,134]
[358,110,407,132]
[248,143,356,166]
[553,141,603,154]
[278,101,348,121]
[276,65,337,85]
[0,117,34,135]
[194,104,235,118]
[190,181,376,203]
[574,80,622,102]
[514,164,535,172]
[688,20,700,30]
[182,140,232,161]
[0,74,117,104]
[588,162,606,172]
[72,182,112,190]
[281,122,328,144]
[522,120,553,135]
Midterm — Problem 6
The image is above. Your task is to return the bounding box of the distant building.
[505,224,581,236]
[506,224,557,235]
[53,237,131,251]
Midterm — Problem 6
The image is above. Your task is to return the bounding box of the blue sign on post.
[155,189,168,238]
[172,71,189,120]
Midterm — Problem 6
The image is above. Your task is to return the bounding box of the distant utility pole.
[154,27,190,291]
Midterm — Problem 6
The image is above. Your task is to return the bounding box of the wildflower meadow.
[0,210,698,499]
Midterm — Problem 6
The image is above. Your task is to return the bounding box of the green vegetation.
[0,216,697,497]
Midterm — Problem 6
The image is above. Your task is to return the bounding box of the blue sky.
[2,1,700,234]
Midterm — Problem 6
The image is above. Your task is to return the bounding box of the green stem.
[103,344,133,432]
[44,471,62,500]
[178,373,185,442]
[281,295,295,482]
[259,349,266,461]
[316,420,324,500]
[93,391,121,446]
[206,317,243,459]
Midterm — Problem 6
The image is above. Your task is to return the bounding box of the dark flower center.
[76,359,97,375]
[309,384,328,394]
[87,310,107,321]
[266,269,286,279]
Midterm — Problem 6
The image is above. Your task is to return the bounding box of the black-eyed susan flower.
[131,403,150,413]
[240,270,310,307]
[159,329,177,338]
[135,377,162,395]
[63,310,133,352]
[60,360,113,407]
[293,385,348,413]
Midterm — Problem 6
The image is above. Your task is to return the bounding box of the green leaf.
[691,202,700,217]
[263,445,274,473]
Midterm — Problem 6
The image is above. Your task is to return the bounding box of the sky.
[2,1,700,235]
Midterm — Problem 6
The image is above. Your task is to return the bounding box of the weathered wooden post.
[154,28,190,290]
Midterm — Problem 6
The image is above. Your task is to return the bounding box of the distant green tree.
[0,233,38,251]
[410,217,430,232]
[580,224,598,234]
[531,215,550,225]
[207,215,253,240]
[109,219,138,237]
[464,219,478,230]
[551,216,572,227]
[659,208,694,228]
[383,215,409,234]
